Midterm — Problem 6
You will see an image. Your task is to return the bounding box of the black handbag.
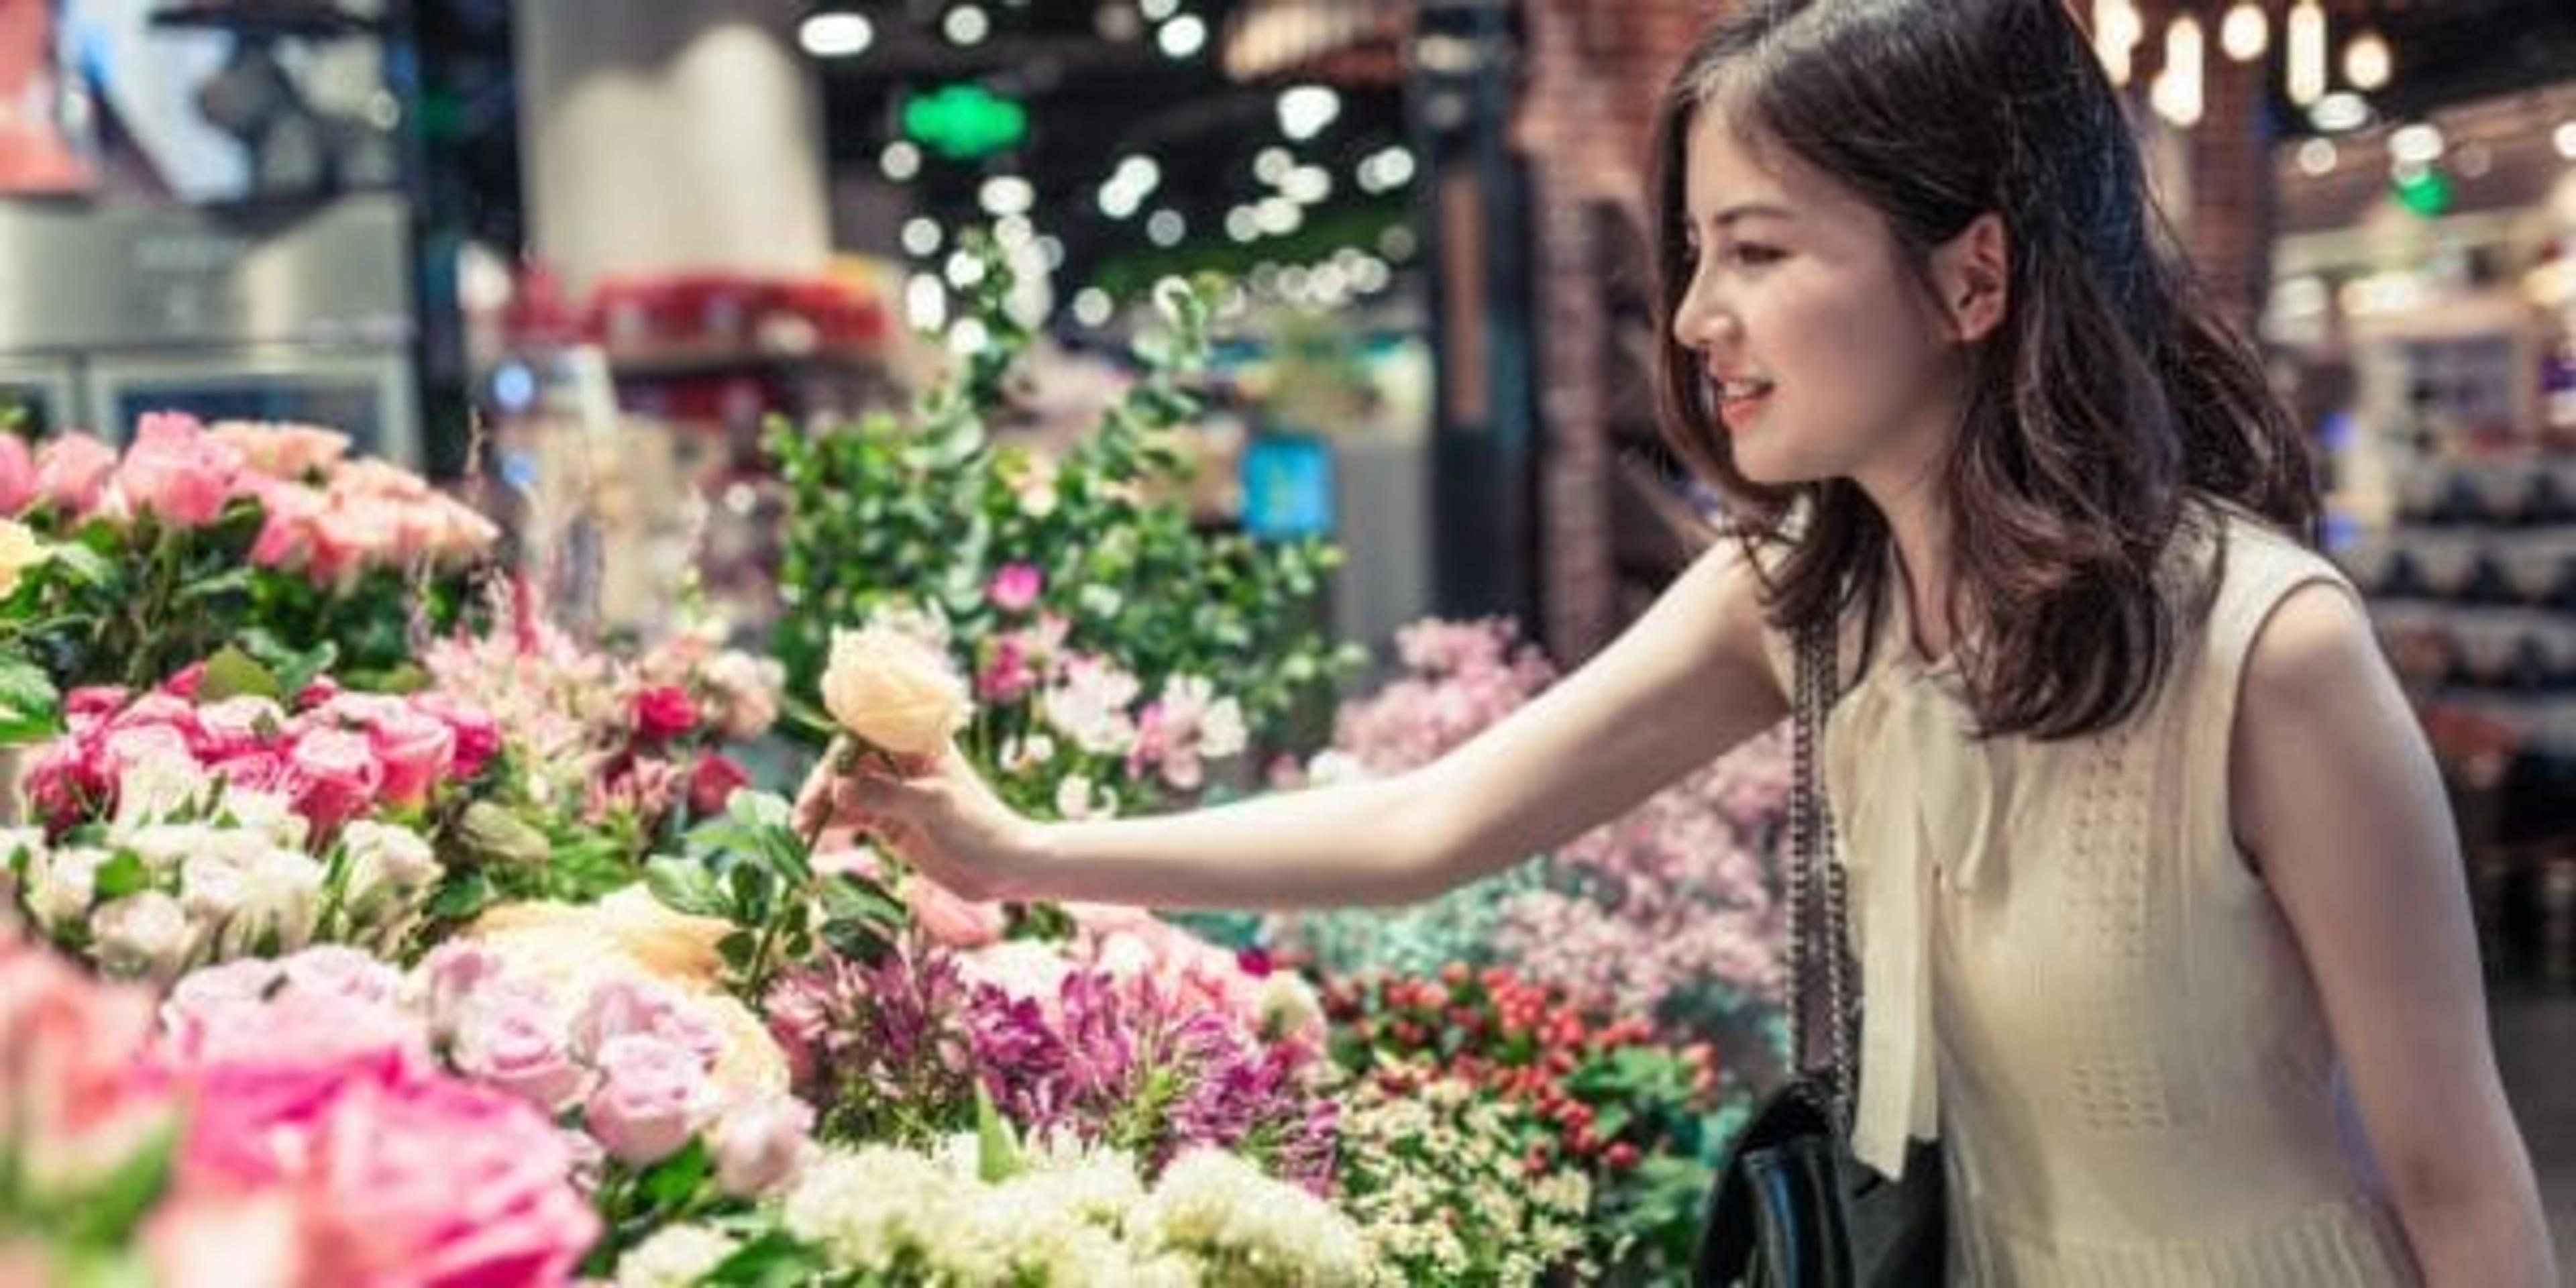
[1693,621,1947,1287]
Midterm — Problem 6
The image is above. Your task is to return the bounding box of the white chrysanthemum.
[1131,1148,1373,1283]
[783,1146,957,1269]
[614,1224,740,1288]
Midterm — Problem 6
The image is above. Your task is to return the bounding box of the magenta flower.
[987,562,1044,613]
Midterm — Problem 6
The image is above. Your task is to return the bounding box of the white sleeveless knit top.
[1760,503,2416,1285]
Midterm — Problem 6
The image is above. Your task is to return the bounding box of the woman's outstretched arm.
[798,543,1788,912]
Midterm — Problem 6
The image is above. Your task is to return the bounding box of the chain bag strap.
[1695,615,1945,1288]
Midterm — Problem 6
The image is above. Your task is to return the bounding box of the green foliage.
[769,233,1357,817]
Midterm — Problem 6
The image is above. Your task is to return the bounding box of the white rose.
[223,790,311,850]
[1197,697,1248,762]
[112,751,205,835]
[821,625,971,757]
[232,848,323,952]
[338,820,441,910]
[123,823,225,875]
[91,891,193,978]
[25,846,107,930]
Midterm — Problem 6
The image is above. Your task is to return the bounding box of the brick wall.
[1517,0,1724,664]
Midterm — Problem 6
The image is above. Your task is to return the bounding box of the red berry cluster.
[1324,962,1722,1177]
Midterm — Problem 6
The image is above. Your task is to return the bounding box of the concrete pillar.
[514,0,830,297]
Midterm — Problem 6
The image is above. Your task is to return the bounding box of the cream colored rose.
[820,625,970,757]
[0,519,50,596]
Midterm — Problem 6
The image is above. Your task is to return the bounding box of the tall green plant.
[769,235,1358,814]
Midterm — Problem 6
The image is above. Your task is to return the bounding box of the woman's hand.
[793,743,1042,903]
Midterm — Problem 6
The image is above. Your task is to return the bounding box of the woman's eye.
[1724,244,1785,268]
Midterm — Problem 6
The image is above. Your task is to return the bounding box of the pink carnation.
[288,727,383,830]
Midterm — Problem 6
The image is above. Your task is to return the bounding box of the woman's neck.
[1864,468,1958,665]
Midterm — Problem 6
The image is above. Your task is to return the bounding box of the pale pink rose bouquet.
[0,413,500,696]
[7,660,498,975]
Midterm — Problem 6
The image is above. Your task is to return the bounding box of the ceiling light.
[880,140,922,181]
[2296,138,2338,176]
[2287,1,2327,107]
[1073,288,1114,327]
[901,217,943,257]
[1146,209,1187,247]
[943,5,991,46]
[2220,2,2266,61]
[2309,92,2370,133]
[2388,122,2444,166]
[979,175,1034,216]
[1157,14,1207,58]
[800,12,875,58]
[2343,30,2391,92]
[1277,85,1341,142]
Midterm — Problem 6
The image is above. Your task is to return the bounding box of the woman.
[801,1,2555,1281]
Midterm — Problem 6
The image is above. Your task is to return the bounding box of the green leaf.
[425,869,492,922]
[92,852,150,902]
[820,916,893,964]
[47,541,114,588]
[818,872,904,926]
[1004,901,1076,943]
[0,652,64,744]
[704,1230,832,1287]
[55,1112,178,1244]
[975,1081,1022,1183]
[638,1137,712,1208]
[195,646,282,703]
[645,857,732,920]
[718,929,759,969]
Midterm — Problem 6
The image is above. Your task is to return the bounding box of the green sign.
[2394,169,2453,219]
[902,85,1028,161]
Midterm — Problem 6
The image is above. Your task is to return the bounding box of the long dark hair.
[1651,0,2316,739]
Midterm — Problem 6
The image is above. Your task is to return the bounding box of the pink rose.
[195,696,286,761]
[905,874,1006,949]
[987,562,1044,613]
[32,433,117,515]
[246,479,325,572]
[452,981,589,1111]
[161,953,420,1070]
[977,635,1037,704]
[0,433,33,514]
[288,727,382,828]
[1,938,172,1189]
[410,692,500,778]
[631,685,699,741]
[115,412,244,529]
[416,942,502,1038]
[205,421,349,480]
[365,707,456,808]
[292,1073,598,1287]
[570,977,722,1067]
[582,1033,711,1165]
[686,753,751,818]
[709,1090,814,1197]
[64,685,130,721]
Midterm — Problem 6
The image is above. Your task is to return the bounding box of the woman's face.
[1669,109,1966,495]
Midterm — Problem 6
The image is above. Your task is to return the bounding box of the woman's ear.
[1934,212,2010,344]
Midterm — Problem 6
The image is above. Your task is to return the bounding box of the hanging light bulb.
[2288,0,2328,107]
[2220,3,2267,62]
[2343,30,2392,93]
[2092,0,2143,87]
[2151,15,2204,129]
